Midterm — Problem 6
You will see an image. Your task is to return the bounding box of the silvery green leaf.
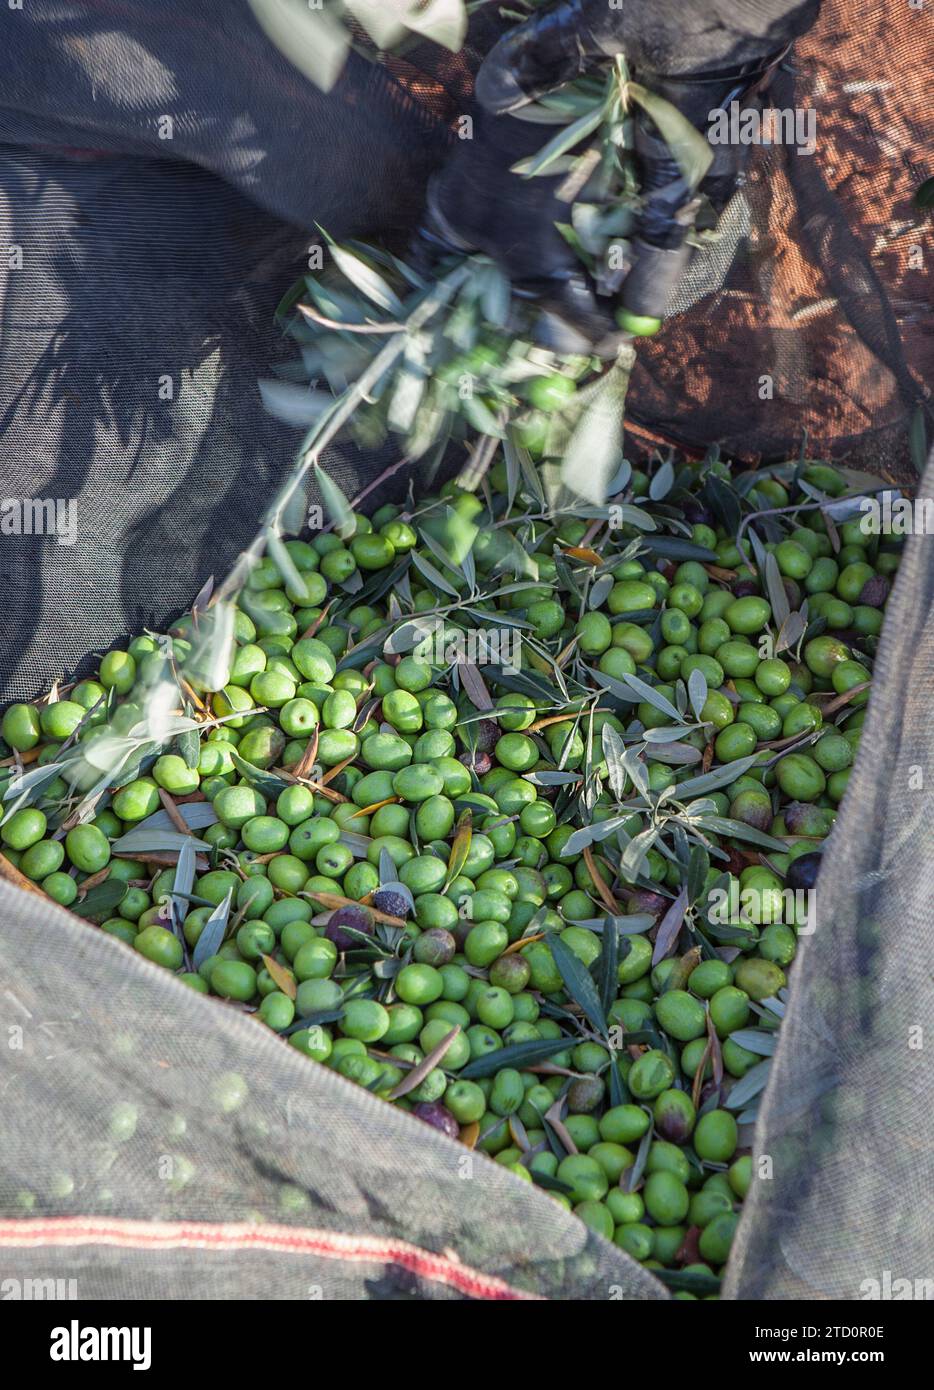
[622,747,650,798]
[410,550,459,598]
[383,617,439,655]
[775,607,807,655]
[651,886,689,965]
[266,530,307,595]
[524,770,581,786]
[329,243,403,315]
[3,760,69,804]
[620,826,658,882]
[178,726,201,770]
[461,394,505,438]
[764,551,790,627]
[693,816,788,853]
[687,668,708,720]
[643,724,701,744]
[602,723,628,799]
[192,889,233,969]
[111,829,210,854]
[548,934,608,1036]
[247,0,350,92]
[379,849,396,887]
[229,752,290,798]
[588,573,614,610]
[131,803,218,835]
[748,526,769,579]
[387,367,426,434]
[578,913,656,935]
[561,362,629,504]
[618,672,683,722]
[649,460,674,501]
[515,103,605,178]
[398,0,466,51]
[342,0,406,49]
[183,599,235,693]
[339,831,372,858]
[675,755,761,799]
[612,504,656,532]
[258,379,333,427]
[606,459,632,494]
[563,824,601,855]
[479,263,511,327]
[313,463,355,540]
[647,741,702,765]
[728,1029,778,1057]
[587,666,640,704]
[626,83,713,190]
[725,1059,772,1111]
[172,839,196,928]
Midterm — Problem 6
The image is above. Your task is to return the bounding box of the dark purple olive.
[729,790,773,832]
[624,889,668,918]
[372,888,410,920]
[683,499,712,526]
[731,579,759,598]
[858,575,889,609]
[783,801,827,837]
[472,718,500,752]
[654,1090,694,1145]
[567,1076,603,1113]
[787,852,822,891]
[324,905,374,951]
[459,750,491,777]
[413,928,456,967]
[413,1102,460,1140]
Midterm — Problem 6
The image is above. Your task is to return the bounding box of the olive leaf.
[598,915,619,1018]
[601,723,628,800]
[560,359,631,505]
[649,459,675,501]
[764,552,791,627]
[728,1028,778,1057]
[171,838,197,931]
[515,104,606,178]
[637,536,717,562]
[626,84,713,191]
[258,379,334,428]
[129,802,218,835]
[313,463,356,540]
[70,881,128,922]
[686,845,711,906]
[387,1026,462,1099]
[687,668,708,722]
[261,954,297,1001]
[246,0,350,93]
[617,671,683,723]
[675,754,762,799]
[410,550,460,598]
[191,889,233,969]
[626,1123,654,1192]
[548,934,608,1036]
[459,1036,573,1080]
[110,829,210,855]
[651,886,689,966]
[725,1058,772,1111]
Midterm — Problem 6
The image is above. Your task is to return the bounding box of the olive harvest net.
[0,0,932,1300]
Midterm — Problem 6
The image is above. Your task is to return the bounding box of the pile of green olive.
[0,452,898,1294]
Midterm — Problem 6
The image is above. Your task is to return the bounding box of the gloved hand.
[429,0,821,339]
